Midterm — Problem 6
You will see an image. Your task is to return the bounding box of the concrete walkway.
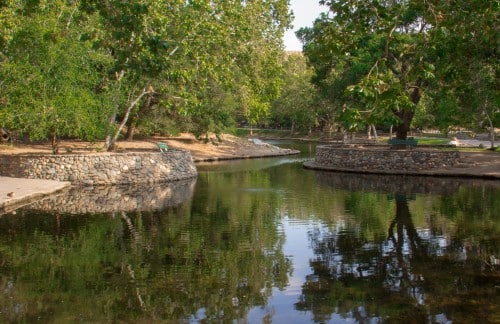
[0,177,71,214]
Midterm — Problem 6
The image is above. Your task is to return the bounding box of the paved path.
[0,177,71,214]
[458,139,499,148]
[424,151,500,179]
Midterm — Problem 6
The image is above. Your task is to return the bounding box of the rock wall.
[313,145,461,172]
[0,150,197,185]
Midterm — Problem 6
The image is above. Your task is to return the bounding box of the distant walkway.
[457,139,499,148]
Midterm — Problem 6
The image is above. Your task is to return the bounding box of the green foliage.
[270,53,318,132]
[0,1,113,148]
[299,0,497,138]
[0,0,293,146]
[429,0,498,134]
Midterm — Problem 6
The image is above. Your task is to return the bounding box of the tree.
[1,0,292,148]
[271,52,318,134]
[232,0,292,134]
[0,1,113,153]
[81,0,291,147]
[298,1,439,139]
[430,0,498,148]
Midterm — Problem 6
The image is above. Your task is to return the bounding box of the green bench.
[157,142,168,153]
[388,137,418,149]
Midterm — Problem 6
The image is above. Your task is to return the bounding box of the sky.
[283,0,327,51]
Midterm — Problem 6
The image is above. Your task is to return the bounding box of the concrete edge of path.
[0,177,71,214]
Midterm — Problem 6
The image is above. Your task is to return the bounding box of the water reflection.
[0,148,498,322]
[316,171,500,195]
[297,172,500,323]
[0,171,291,322]
[21,178,197,214]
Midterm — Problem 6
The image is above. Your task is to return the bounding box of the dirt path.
[0,133,298,161]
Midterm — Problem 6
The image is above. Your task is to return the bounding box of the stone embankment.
[0,150,197,185]
[305,145,462,174]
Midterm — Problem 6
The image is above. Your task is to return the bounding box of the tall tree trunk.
[50,128,59,154]
[393,81,421,140]
[126,91,154,141]
[483,101,496,150]
[105,112,117,151]
[126,114,138,141]
[371,124,378,141]
[105,87,152,151]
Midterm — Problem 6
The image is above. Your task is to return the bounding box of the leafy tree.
[79,0,176,150]
[271,52,318,134]
[81,0,291,147]
[430,0,498,147]
[230,0,292,134]
[1,0,292,147]
[298,1,441,139]
[299,1,498,140]
[0,1,112,153]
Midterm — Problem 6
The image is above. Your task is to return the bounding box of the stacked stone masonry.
[315,145,461,171]
[0,150,197,185]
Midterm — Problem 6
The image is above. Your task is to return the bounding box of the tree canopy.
[0,0,497,147]
[0,0,292,150]
[297,0,498,139]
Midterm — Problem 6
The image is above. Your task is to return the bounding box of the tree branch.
[106,85,154,151]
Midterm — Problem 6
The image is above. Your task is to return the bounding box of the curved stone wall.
[0,150,197,185]
[309,145,461,173]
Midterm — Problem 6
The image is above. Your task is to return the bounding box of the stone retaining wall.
[314,145,461,172]
[0,150,197,185]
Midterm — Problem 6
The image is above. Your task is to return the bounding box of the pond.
[0,141,499,323]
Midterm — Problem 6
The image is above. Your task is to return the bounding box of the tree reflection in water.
[0,175,292,322]
[0,158,498,322]
[297,172,500,323]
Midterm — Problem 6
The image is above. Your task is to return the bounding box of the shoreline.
[1,136,499,213]
[305,147,500,180]
[0,148,300,213]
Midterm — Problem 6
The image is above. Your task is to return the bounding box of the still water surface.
[0,141,498,323]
